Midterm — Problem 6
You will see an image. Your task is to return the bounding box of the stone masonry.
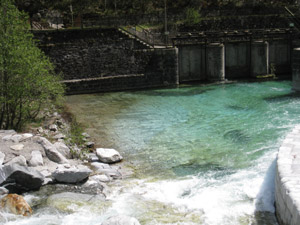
[33,29,178,94]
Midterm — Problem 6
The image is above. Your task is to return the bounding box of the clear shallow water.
[3,81,300,225]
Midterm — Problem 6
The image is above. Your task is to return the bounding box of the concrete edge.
[275,125,300,225]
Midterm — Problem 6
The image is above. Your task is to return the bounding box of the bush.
[0,0,65,130]
[185,8,201,26]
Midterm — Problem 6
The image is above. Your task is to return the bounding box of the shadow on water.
[226,104,248,111]
[223,129,250,144]
[264,92,300,103]
[172,161,235,178]
[135,86,214,97]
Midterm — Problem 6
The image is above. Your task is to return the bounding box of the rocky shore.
[0,111,140,225]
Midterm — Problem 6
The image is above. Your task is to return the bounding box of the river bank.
[0,110,140,225]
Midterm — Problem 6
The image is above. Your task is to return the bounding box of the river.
[3,80,300,225]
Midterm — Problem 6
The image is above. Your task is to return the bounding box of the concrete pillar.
[206,43,225,81]
[251,41,269,77]
[292,48,300,92]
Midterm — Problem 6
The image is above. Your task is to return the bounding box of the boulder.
[86,141,95,148]
[0,152,5,165]
[2,134,13,141]
[11,134,23,143]
[53,133,66,140]
[0,187,8,195]
[52,165,92,184]
[1,194,32,216]
[96,148,123,164]
[38,137,69,164]
[21,133,33,141]
[10,144,24,151]
[37,127,44,134]
[101,215,141,225]
[29,151,44,167]
[87,153,99,162]
[91,162,121,179]
[91,174,111,183]
[53,142,71,159]
[0,164,44,193]
[49,124,58,132]
[6,155,27,167]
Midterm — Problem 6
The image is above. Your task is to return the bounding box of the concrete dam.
[33,28,295,94]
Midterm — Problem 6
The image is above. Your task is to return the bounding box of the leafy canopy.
[0,0,64,130]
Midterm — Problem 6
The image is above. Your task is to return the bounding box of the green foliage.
[0,0,65,130]
[185,8,201,26]
[69,119,85,146]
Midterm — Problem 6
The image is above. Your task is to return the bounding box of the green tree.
[0,0,64,130]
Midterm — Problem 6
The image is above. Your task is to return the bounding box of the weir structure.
[33,28,296,94]
[173,29,293,82]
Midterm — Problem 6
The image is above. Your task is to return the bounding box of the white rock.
[37,127,44,133]
[2,135,12,141]
[53,133,66,140]
[53,142,71,159]
[91,174,111,183]
[0,152,5,165]
[38,137,69,164]
[49,124,58,132]
[91,162,121,179]
[29,150,44,167]
[96,148,123,164]
[102,215,141,225]
[82,132,90,138]
[6,155,27,167]
[21,133,33,141]
[10,144,24,151]
[11,134,22,143]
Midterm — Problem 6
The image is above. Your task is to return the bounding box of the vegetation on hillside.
[15,0,296,18]
[0,0,65,130]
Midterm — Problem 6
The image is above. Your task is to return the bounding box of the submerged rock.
[52,165,92,184]
[47,192,108,213]
[0,164,44,193]
[101,215,141,225]
[96,148,123,164]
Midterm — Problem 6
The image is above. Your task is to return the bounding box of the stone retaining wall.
[275,125,300,225]
[33,29,178,94]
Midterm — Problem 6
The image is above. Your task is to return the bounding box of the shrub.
[185,8,201,26]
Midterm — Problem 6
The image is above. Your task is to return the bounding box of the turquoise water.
[67,81,299,177]
[64,81,300,224]
[5,81,297,225]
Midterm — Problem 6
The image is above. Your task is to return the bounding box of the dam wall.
[33,28,295,94]
[177,38,292,82]
[275,126,300,225]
